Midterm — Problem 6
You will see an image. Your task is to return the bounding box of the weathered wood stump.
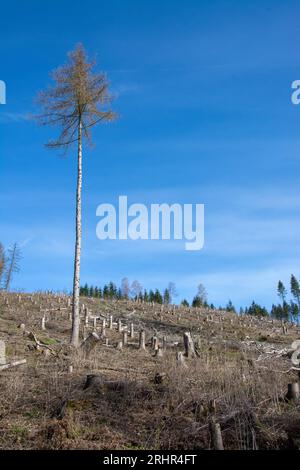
[286,382,300,402]
[80,332,100,356]
[102,319,106,337]
[155,346,164,358]
[139,330,146,350]
[176,351,187,368]
[183,332,196,358]
[122,331,128,346]
[209,420,224,450]
[0,340,6,365]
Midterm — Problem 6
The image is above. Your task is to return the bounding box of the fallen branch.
[27,331,57,355]
[0,359,27,371]
[255,365,300,374]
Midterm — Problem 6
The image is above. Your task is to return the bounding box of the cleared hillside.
[0,292,300,450]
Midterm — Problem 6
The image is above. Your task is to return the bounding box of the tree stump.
[209,420,224,450]
[80,332,100,356]
[176,351,187,368]
[83,374,104,390]
[0,340,6,365]
[102,319,106,337]
[152,336,159,350]
[286,382,300,402]
[139,330,146,350]
[122,331,128,346]
[183,332,196,357]
[155,346,163,358]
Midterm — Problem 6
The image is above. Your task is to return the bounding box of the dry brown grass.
[0,292,300,450]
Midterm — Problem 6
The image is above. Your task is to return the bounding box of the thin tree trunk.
[71,120,82,347]
[4,243,18,291]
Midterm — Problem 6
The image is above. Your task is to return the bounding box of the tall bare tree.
[131,280,143,298]
[167,281,178,303]
[3,243,21,291]
[121,277,130,299]
[197,283,207,304]
[36,44,117,347]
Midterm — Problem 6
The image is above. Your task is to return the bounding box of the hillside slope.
[0,292,300,450]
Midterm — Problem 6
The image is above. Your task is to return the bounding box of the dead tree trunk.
[71,119,82,348]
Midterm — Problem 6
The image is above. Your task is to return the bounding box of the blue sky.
[1,0,300,309]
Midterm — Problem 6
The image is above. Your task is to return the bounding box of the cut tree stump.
[286,382,300,402]
[183,332,196,358]
[122,331,128,346]
[139,330,146,350]
[80,332,100,356]
[0,340,6,365]
[155,346,164,358]
[176,351,187,368]
[209,419,224,450]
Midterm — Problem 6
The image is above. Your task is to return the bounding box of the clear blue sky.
[1,0,300,309]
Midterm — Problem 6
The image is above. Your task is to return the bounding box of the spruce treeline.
[270,275,300,322]
[79,274,300,322]
[80,282,168,304]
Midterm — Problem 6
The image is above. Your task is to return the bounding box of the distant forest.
[80,274,300,322]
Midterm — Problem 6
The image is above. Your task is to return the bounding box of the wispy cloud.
[0,112,30,123]
[113,82,142,97]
